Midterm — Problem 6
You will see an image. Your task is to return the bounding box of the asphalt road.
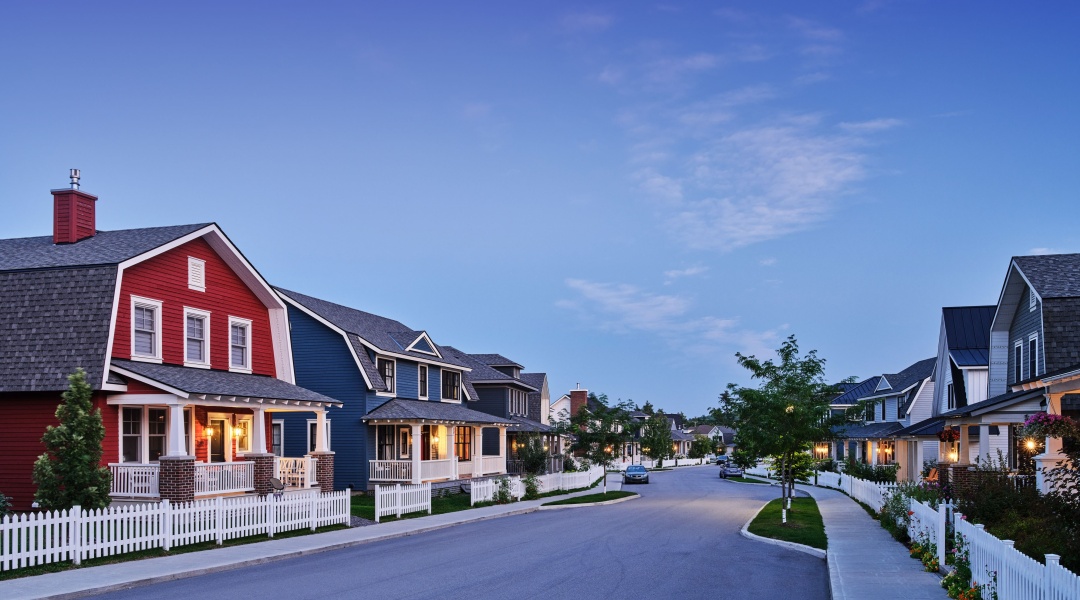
[86,467,828,600]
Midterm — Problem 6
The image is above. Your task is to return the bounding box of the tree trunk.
[780,454,788,524]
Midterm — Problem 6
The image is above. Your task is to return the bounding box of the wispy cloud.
[760,257,777,266]
[839,118,904,133]
[663,265,709,284]
[560,12,613,33]
[1027,247,1062,256]
[558,278,783,359]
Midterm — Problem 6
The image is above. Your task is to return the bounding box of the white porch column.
[315,409,329,452]
[978,424,990,463]
[252,407,268,454]
[870,440,878,466]
[448,424,458,480]
[167,402,189,457]
[472,427,483,476]
[499,427,507,473]
[411,423,422,484]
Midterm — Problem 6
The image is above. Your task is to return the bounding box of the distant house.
[690,424,736,453]
[275,289,514,491]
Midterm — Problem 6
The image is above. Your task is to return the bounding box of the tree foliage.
[515,433,552,475]
[33,369,112,510]
[689,434,712,459]
[640,401,655,415]
[566,393,634,493]
[639,414,674,467]
[719,335,843,523]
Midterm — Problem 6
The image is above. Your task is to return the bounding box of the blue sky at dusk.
[2,2,1079,417]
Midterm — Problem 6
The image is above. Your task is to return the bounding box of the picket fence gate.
[373,483,431,522]
[0,491,350,572]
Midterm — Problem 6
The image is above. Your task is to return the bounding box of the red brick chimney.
[52,169,97,244]
[570,387,589,417]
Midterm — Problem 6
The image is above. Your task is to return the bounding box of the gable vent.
[188,257,206,291]
[1029,288,1036,312]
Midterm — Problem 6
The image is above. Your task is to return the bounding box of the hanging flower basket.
[1022,413,1080,439]
[938,428,960,443]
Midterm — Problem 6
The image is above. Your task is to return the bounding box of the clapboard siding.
[114,237,276,377]
[1007,284,1043,384]
[473,386,508,418]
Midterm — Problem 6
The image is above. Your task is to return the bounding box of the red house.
[0,173,340,510]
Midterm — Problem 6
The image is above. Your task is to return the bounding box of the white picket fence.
[469,476,524,505]
[373,483,431,523]
[906,498,949,571]
[471,466,605,505]
[0,491,349,571]
[956,513,1080,600]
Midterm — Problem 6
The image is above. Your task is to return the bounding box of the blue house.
[274,288,513,491]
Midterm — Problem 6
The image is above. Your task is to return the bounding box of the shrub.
[0,492,11,518]
[493,477,514,504]
[843,457,899,483]
[522,473,540,500]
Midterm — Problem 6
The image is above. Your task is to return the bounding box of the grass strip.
[725,476,769,484]
[0,524,348,581]
[542,491,636,506]
[747,497,827,550]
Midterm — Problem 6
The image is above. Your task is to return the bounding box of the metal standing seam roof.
[937,388,1045,419]
[361,398,515,425]
[831,376,882,406]
[951,349,990,368]
[942,306,995,351]
[111,359,341,406]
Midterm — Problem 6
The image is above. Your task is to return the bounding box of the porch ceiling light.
[206,427,214,438]
[1025,439,1037,451]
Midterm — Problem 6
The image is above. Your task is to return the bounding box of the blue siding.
[283,305,369,490]
[473,386,508,418]
[482,427,500,455]
[1008,285,1044,383]
[395,359,419,399]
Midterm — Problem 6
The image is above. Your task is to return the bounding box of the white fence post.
[215,496,224,545]
[395,484,403,518]
[160,500,171,552]
[1045,554,1060,599]
[936,502,947,570]
[426,483,432,515]
[71,505,82,566]
[267,493,276,538]
[310,494,318,532]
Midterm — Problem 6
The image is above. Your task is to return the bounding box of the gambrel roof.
[0,224,210,271]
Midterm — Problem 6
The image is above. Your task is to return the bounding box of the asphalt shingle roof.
[470,354,523,368]
[1013,254,1080,298]
[509,415,553,433]
[111,359,340,405]
[834,421,905,439]
[0,266,117,392]
[519,372,546,390]
[0,224,210,271]
[937,388,1044,418]
[361,398,514,424]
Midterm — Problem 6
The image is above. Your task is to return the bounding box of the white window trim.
[185,407,195,456]
[1028,332,1039,378]
[118,405,172,464]
[376,357,397,395]
[306,419,331,453]
[130,296,163,363]
[1015,340,1024,382]
[441,369,462,403]
[228,316,253,374]
[418,364,428,399]
[235,414,253,455]
[271,419,285,457]
[183,307,212,369]
[188,256,206,292]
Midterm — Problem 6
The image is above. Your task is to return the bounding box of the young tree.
[639,414,674,468]
[568,394,633,493]
[33,369,112,510]
[721,335,842,524]
[689,434,712,459]
[515,433,551,474]
[640,400,655,415]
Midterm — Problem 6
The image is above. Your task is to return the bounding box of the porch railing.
[194,462,254,496]
[109,464,160,497]
[276,456,317,488]
[457,458,473,478]
[369,460,412,482]
[506,456,564,474]
[480,456,504,476]
[420,459,454,481]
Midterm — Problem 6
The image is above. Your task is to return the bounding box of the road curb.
[538,493,639,510]
[739,501,827,560]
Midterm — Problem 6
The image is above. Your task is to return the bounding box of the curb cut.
[538,494,639,510]
[739,501,827,560]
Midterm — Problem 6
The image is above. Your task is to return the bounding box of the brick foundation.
[949,464,975,497]
[158,456,195,503]
[311,452,335,493]
[243,453,276,496]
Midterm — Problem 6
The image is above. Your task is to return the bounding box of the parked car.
[623,465,650,484]
[714,455,729,465]
[719,464,743,479]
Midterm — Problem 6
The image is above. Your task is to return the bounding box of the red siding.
[113,237,277,377]
[0,393,117,511]
[125,380,170,394]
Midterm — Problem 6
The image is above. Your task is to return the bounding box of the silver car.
[623,465,650,484]
[719,464,743,479]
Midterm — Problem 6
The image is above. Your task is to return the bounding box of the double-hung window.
[122,407,142,462]
[229,317,252,373]
[131,296,163,361]
[378,358,395,394]
[442,370,460,401]
[184,308,211,367]
[307,420,331,453]
[418,365,428,399]
[122,406,169,462]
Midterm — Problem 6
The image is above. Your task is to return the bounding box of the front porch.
[109,454,323,500]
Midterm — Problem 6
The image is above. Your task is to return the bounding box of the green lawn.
[351,492,474,522]
[542,491,636,506]
[747,497,827,550]
[725,476,769,484]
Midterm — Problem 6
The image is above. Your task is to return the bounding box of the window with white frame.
[418,365,428,399]
[229,317,252,372]
[184,308,211,367]
[1015,341,1023,383]
[188,256,206,292]
[510,389,527,415]
[236,415,253,453]
[442,370,460,401]
[377,358,395,394]
[122,406,171,463]
[1028,334,1038,379]
[947,383,955,410]
[122,407,142,462]
[131,296,163,361]
[271,420,284,457]
[307,419,331,453]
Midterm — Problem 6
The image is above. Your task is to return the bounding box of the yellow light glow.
[205,427,214,438]
[948,451,958,461]
[1025,439,1037,451]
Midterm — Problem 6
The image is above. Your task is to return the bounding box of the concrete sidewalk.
[796,484,946,600]
[0,476,622,600]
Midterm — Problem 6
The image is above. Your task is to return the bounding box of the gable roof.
[1012,254,1080,298]
[864,358,936,401]
[943,306,994,367]
[470,354,523,369]
[0,224,211,271]
[831,376,882,406]
[519,372,546,391]
[275,288,469,370]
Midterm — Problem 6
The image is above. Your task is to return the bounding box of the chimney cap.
[69,168,81,190]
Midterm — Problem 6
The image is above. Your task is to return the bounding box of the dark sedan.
[623,465,650,484]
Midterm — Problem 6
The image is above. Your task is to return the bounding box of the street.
[87,467,828,600]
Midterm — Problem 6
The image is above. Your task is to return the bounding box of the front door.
[210,418,227,463]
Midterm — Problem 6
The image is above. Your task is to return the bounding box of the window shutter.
[188,257,206,291]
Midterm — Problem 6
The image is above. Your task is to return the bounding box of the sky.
[2,2,1079,418]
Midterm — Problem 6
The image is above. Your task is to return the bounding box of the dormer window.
[131,296,163,362]
[442,370,460,401]
[378,358,396,394]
